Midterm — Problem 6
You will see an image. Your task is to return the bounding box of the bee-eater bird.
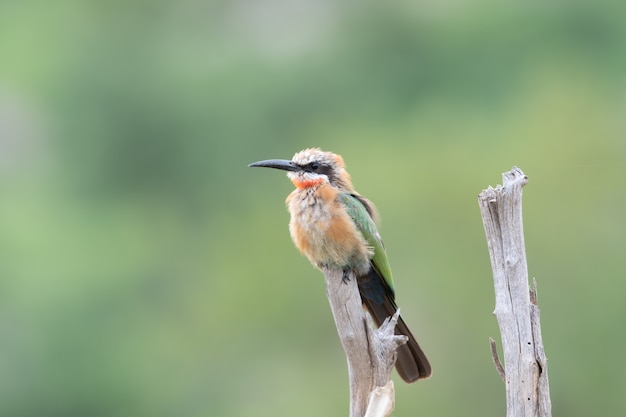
[248,148,431,383]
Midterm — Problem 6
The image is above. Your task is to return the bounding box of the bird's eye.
[310,162,320,171]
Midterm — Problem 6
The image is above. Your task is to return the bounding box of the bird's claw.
[342,269,351,284]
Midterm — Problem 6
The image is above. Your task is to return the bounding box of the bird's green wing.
[339,193,395,293]
[340,193,431,383]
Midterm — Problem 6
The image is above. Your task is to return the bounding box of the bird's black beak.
[248,159,300,172]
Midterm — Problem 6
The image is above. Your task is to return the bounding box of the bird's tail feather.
[359,276,432,383]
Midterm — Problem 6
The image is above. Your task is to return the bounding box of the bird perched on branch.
[249,148,431,383]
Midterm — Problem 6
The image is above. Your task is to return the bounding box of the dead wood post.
[478,167,552,417]
[322,267,406,417]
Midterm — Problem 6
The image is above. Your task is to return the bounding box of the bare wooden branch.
[530,279,552,417]
[489,337,506,383]
[364,381,395,417]
[478,167,552,417]
[323,267,404,417]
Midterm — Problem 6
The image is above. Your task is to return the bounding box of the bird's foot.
[342,269,351,284]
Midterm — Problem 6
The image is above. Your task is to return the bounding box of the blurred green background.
[1,0,625,416]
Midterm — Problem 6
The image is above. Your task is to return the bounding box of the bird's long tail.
[358,270,432,383]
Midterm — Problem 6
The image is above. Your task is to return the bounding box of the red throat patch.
[291,177,324,189]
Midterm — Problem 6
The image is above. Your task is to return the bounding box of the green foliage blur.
[1,0,625,416]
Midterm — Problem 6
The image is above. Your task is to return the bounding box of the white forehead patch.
[292,148,341,167]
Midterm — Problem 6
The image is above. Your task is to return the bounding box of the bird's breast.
[286,185,372,273]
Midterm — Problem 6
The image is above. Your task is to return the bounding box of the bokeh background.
[1,0,625,416]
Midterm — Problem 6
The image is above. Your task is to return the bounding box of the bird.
[248,148,431,383]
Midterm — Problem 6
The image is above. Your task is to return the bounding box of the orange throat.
[291,177,324,189]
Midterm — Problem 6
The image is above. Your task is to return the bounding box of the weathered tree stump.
[323,267,406,417]
[478,167,552,417]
